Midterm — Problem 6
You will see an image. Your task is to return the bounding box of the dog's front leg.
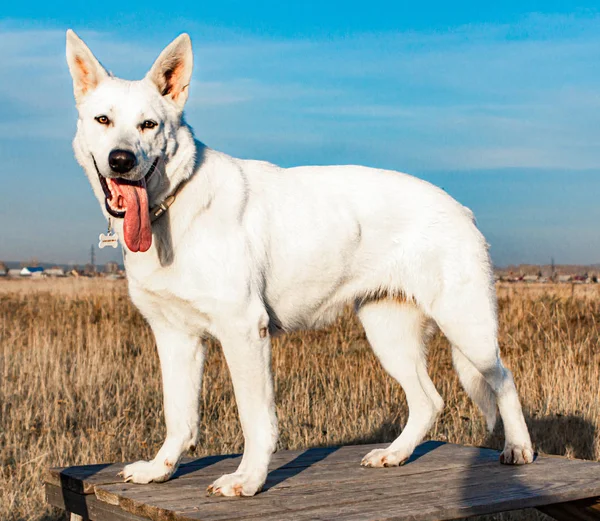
[121,324,205,484]
[207,320,278,497]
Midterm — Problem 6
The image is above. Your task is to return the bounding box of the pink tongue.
[119,180,152,252]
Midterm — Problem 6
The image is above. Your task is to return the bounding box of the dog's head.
[66,30,193,252]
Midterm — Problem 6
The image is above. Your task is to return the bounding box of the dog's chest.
[128,271,213,335]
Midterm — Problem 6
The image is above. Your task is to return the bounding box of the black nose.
[108,149,137,174]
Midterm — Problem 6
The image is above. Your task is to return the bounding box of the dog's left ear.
[147,34,193,110]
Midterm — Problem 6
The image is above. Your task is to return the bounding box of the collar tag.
[99,218,119,249]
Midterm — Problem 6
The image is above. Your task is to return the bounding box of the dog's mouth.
[94,157,159,253]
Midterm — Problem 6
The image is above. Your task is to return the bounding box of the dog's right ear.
[66,30,109,104]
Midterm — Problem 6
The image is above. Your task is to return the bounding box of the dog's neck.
[123,138,248,275]
[146,123,201,210]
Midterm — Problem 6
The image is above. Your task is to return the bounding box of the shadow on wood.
[59,464,112,520]
[338,412,597,520]
[263,446,340,491]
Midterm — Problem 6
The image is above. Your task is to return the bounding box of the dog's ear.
[146,34,193,109]
[66,30,109,104]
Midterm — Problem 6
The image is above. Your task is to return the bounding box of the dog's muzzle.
[92,155,159,218]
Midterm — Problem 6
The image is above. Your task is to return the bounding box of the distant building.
[45,267,66,277]
[0,262,7,277]
[20,266,44,277]
[7,269,21,277]
[522,275,539,283]
[104,261,119,274]
[557,275,571,283]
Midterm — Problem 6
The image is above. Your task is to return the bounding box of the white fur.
[66,30,534,496]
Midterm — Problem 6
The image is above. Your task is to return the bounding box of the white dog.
[66,30,533,497]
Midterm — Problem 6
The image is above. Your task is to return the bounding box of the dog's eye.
[95,115,110,125]
[141,120,158,130]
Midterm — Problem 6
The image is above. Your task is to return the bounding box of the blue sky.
[1,2,600,266]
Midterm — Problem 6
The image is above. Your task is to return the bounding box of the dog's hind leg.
[431,280,534,465]
[358,300,444,467]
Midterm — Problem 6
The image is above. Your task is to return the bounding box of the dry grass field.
[1,278,599,521]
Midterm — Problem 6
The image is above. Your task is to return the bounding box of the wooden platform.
[45,441,600,521]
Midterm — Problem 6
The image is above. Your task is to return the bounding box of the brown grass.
[1,279,599,521]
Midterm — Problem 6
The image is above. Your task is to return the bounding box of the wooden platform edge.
[538,497,600,521]
[47,482,600,521]
[45,484,149,521]
[44,463,126,495]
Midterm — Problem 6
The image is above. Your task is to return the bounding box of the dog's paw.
[500,443,535,465]
[361,448,409,468]
[119,458,176,484]
[206,472,263,497]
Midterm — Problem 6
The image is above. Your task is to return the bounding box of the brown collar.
[149,179,186,223]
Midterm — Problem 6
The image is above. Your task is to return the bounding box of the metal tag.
[99,219,119,249]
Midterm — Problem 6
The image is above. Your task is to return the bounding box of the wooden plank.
[251,471,600,521]
[46,484,149,521]
[45,441,446,495]
[250,463,600,521]
[45,462,128,495]
[539,497,600,521]
[46,442,600,521]
[44,455,239,495]
[94,442,500,509]
[45,447,334,494]
[101,464,514,520]
[94,456,598,521]
[94,441,478,499]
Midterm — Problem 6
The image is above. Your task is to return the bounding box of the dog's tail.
[451,347,497,431]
